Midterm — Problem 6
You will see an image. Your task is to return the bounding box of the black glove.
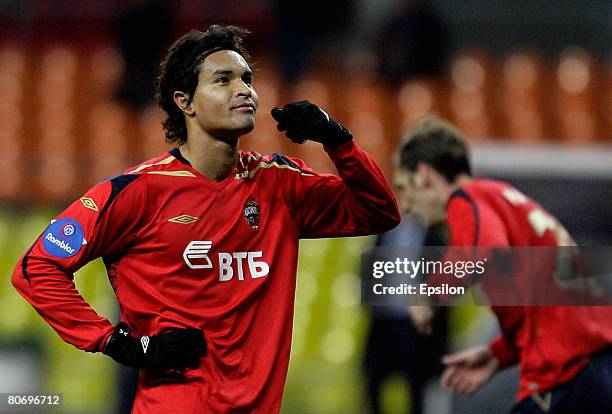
[103,322,206,369]
[271,100,352,147]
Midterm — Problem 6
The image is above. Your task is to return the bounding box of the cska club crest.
[243,199,260,229]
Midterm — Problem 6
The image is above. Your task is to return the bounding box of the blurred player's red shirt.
[12,140,400,413]
[447,179,612,401]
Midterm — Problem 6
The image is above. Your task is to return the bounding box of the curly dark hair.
[155,25,251,144]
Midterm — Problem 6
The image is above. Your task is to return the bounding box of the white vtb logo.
[183,241,213,269]
[183,240,270,280]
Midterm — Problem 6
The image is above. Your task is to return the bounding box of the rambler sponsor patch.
[42,218,84,258]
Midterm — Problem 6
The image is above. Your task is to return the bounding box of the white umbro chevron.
[141,336,150,354]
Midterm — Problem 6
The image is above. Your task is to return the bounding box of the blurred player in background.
[363,217,450,414]
[11,25,400,413]
[364,160,450,414]
[395,117,612,414]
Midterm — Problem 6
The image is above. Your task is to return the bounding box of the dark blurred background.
[0,1,609,413]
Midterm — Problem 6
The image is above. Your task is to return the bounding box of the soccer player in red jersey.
[11,25,400,413]
[395,117,612,413]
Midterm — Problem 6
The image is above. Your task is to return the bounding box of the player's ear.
[414,162,430,188]
[173,91,195,116]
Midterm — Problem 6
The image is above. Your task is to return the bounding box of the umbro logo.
[80,197,98,211]
[168,215,201,224]
[141,336,150,354]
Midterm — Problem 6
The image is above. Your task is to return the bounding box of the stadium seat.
[88,48,124,102]
[554,47,597,143]
[448,52,491,141]
[139,106,171,159]
[343,75,389,169]
[36,47,79,200]
[0,46,25,200]
[500,51,545,141]
[88,102,129,182]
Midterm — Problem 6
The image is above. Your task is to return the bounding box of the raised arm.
[272,100,401,238]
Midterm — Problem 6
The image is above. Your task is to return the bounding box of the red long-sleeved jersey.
[446,179,612,401]
[12,140,400,413]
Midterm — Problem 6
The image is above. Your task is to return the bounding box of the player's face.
[393,167,414,214]
[394,166,447,225]
[191,50,259,140]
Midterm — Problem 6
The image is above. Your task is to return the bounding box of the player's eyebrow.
[212,69,233,76]
[211,69,252,77]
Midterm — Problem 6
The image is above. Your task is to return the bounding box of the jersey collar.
[169,147,192,167]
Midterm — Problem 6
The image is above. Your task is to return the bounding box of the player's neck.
[179,132,239,182]
[447,174,473,195]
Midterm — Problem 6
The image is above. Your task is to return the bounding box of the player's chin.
[233,119,256,135]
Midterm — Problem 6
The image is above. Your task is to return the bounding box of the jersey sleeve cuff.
[323,139,356,157]
[489,335,518,369]
[95,324,117,353]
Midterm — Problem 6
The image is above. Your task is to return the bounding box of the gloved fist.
[103,322,206,369]
[271,100,352,147]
